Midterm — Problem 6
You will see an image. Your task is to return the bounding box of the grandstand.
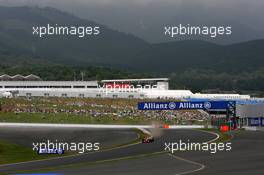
[0,76,251,100]
[0,74,41,81]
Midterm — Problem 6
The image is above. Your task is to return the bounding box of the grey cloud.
[0,0,263,43]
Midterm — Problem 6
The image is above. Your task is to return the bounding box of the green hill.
[0,6,263,94]
[0,6,263,73]
[132,39,264,72]
[0,6,148,66]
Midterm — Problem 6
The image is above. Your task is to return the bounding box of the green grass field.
[0,128,144,166]
[0,112,160,125]
[0,140,60,165]
[0,112,207,126]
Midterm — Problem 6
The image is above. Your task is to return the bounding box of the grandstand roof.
[0,74,41,81]
[0,74,12,81]
[24,74,41,81]
[12,74,25,81]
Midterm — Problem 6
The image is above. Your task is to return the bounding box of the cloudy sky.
[0,0,264,44]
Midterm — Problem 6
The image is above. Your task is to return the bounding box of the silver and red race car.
[142,136,154,143]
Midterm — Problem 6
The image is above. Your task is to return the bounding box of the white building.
[0,78,251,100]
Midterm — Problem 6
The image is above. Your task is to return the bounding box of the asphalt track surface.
[0,127,138,148]
[0,128,263,175]
[175,130,264,175]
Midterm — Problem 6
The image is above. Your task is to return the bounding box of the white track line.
[169,154,205,175]
[0,122,204,129]
[168,129,221,175]
[199,130,220,143]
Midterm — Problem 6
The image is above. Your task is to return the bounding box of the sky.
[0,0,264,44]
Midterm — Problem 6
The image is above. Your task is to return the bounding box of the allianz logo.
[142,101,212,110]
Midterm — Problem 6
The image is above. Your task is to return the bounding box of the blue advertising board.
[138,101,235,110]
[248,117,261,127]
[261,117,264,127]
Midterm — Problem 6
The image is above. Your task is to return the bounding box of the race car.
[142,136,154,143]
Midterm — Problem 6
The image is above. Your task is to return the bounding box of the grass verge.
[5,151,167,175]
[0,140,62,165]
[0,112,157,125]
[0,128,144,171]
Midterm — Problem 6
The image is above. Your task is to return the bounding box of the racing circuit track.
[0,126,263,175]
